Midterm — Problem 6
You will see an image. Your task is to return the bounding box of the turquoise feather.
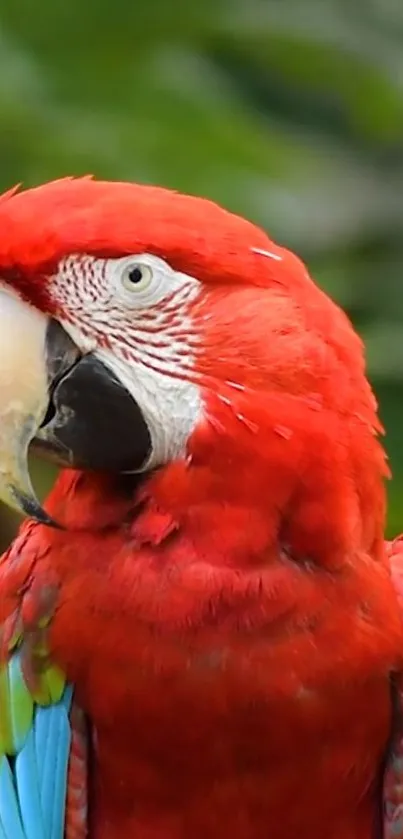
[16,728,47,839]
[0,651,73,839]
[0,758,26,839]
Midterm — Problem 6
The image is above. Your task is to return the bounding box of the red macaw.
[0,177,402,839]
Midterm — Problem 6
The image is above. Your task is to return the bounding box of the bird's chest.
[48,547,400,838]
[71,622,392,839]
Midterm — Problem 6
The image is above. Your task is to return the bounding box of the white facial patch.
[95,348,202,470]
[51,253,203,469]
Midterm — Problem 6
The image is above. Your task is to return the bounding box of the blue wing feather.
[16,728,47,839]
[37,704,60,838]
[50,704,72,839]
[0,654,73,839]
[0,757,27,839]
[35,707,52,826]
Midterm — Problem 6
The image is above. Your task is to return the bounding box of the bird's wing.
[0,526,88,839]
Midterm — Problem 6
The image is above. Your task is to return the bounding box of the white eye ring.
[121,262,153,293]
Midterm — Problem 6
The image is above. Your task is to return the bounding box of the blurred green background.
[1,0,403,547]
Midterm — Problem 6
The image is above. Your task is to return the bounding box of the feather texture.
[0,649,79,839]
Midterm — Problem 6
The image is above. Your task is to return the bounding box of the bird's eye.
[121,263,153,293]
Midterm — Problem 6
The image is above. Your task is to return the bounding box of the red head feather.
[0,176,386,568]
[0,176,332,306]
[0,176,277,300]
[0,176,371,402]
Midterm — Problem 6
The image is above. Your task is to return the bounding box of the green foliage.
[0,0,402,543]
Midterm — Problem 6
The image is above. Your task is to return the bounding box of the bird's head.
[0,177,386,561]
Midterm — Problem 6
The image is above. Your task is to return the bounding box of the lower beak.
[0,290,151,525]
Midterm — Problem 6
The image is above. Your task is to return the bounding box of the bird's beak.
[0,289,80,525]
[0,288,152,525]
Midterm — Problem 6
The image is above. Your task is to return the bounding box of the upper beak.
[0,289,152,526]
[0,289,80,525]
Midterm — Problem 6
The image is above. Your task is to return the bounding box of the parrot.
[0,176,402,839]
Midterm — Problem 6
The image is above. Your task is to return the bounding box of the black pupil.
[128,266,143,284]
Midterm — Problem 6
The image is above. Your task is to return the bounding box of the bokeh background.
[1,0,403,548]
